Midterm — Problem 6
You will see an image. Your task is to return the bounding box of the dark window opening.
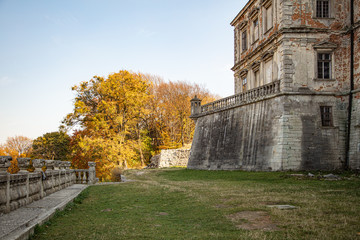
[242,30,247,51]
[317,53,331,79]
[316,0,329,18]
[320,106,333,126]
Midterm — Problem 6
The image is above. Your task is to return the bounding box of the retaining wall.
[188,94,347,171]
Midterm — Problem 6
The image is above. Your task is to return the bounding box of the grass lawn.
[30,169,360,240]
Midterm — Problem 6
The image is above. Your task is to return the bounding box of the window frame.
[313,42,337,81]
[316,0,330,18]
[313,0,334,19]
[320,106,333,127]
[241,30,248,52]
[262,0,273,33]
[252,18,259,43]
[317,53,331,79]
[240,69,248,92]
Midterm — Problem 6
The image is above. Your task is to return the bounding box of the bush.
[111,167,123,182]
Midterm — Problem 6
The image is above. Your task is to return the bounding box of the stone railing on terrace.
[191,80,280,118]
[0,156,97,214]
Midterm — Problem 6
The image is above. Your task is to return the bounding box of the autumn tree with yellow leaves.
[0,135,32,174]
[145,75,217,150]
[63,70,151,181]
[63,70,218,181]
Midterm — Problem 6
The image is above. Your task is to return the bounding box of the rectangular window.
[317,53,331,79]
[316,0,329,18]
[241,30,247,51]
[254,70,260,88]
[253,18,259,42]
[320,106,333,126]
[264,5,273,32]
[264,59,273,84]
[242,77,247,92]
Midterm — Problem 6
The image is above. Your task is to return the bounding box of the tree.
[2,136,32,157]
[32,131,71,160]
[63,70,151,181]
[144,76,218,151]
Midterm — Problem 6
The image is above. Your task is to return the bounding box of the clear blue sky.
[0,0,246,144]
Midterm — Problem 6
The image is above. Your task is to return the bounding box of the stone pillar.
[6,173,10,213]
[88,162,96,184]
[26,172,29,204]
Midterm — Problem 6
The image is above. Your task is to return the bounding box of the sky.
[0,0,247,144]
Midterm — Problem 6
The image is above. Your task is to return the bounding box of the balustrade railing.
[200,80,280,115]
[0,156,97,214]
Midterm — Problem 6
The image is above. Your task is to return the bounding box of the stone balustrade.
[192,80,280,118]
[0,156,97,214]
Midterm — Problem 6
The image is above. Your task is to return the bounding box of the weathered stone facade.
[189,0,359,170]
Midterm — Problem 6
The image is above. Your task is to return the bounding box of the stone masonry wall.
[150,149,190,168]
[188,94,347,171]
[158,149,190,168]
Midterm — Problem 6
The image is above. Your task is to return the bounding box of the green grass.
[30,169,360,240]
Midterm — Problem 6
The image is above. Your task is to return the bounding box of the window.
[264,59,273,84]
[320,106,333,126]
[242,77,247,92]
[251,61,260,88]
[317,53,331,79]
[239,70,248,93]
[263,1,273,32]
[252,18,259,43]
[254,70,260,88]
[241,30,247,51]
[316,0,329,18]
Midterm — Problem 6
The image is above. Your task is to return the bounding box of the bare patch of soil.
[227,211,278,231]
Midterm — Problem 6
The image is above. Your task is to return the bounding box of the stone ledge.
[0,184,88,240]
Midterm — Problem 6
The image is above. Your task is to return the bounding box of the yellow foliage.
[7,158,20,174]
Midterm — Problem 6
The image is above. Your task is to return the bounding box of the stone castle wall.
[188,94,348,171]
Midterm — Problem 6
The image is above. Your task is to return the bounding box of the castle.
[188,0,360,171]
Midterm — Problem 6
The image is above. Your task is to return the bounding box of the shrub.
[7,158,20,174]
[111,167,123,182]
[27,159,35,172]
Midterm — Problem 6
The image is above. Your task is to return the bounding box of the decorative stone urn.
[54,160,62,170]
[32,159,45,171]
[63,161,71,170]
[0,156,12,172]
[17,158,31,172]
[45,160,55,170]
